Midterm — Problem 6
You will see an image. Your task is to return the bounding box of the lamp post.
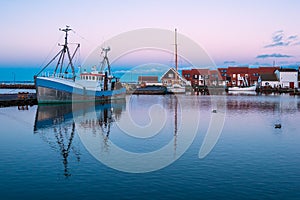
[12,72,15,84]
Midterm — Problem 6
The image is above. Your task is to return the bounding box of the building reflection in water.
[225,96,299,114]
[33,100,126,177]
[32,94,298,174]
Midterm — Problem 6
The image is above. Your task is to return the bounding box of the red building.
[182,68,223,87]
[218,66,279,87]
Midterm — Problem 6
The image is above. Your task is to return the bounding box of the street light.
[12,72,15,84]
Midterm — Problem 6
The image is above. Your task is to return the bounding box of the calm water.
[0,94,300,199]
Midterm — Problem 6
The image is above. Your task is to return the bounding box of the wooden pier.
[0,92,37,107]
[0,83,35,89]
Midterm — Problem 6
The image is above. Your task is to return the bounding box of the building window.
[245,74,248,78]
[193,74,198,79]
[233,74,236,78]
[168,73,174,78]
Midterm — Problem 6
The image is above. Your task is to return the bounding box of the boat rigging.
[36,25,80,81]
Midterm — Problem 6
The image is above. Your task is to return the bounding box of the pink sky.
[0,0,300,68]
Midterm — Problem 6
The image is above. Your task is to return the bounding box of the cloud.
[287,35,298,40]
[292,41,300,46]
[223,61,236,64]
[256,53,293,59]
[272,30,284,42]
[264,41,290,48]
[264,30,299,48]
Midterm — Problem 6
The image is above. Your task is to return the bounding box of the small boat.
[228,76,257,91]
[228,85,257,91]
[34,26,126,104]
[167,84,186,94]
[227,90,257,96]
[133,85,167,95]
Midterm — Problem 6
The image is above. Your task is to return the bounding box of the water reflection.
[33,100,126,177]
[32,94,299,174]
[225,95,300,113]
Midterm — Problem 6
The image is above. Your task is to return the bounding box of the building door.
[289,82,294,89]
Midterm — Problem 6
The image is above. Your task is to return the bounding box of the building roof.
[138,76,158,83]
[278,68,298,72]
[227,66,249,71]
[191,68,210,75]
[257,66,280,74]
[160,68,189,84]
[260,73,278,81]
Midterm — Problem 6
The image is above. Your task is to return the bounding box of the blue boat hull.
[35,77,126,104]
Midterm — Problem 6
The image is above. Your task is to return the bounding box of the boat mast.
[175,28,178,82]
[56,25,76,81]
[36,25,78,81]
[99,47,111,76]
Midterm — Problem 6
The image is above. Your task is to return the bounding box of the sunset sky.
[1,0,300,69]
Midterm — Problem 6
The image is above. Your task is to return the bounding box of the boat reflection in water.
[34,100,126,177]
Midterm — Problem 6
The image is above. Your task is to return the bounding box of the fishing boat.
[34,26,126,104]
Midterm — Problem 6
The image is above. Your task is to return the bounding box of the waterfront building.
[218,66,279,87]
[209,70,225,86]
[138,76,160,86]
[298,67,300,88]
[161,68,189,87]
[276,68,298,89]
[260,73,279,88]
[182,68,224,87]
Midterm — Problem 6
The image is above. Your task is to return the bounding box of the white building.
[161,68,190,87]
[276,69,298,88]
[260,74,279,88]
